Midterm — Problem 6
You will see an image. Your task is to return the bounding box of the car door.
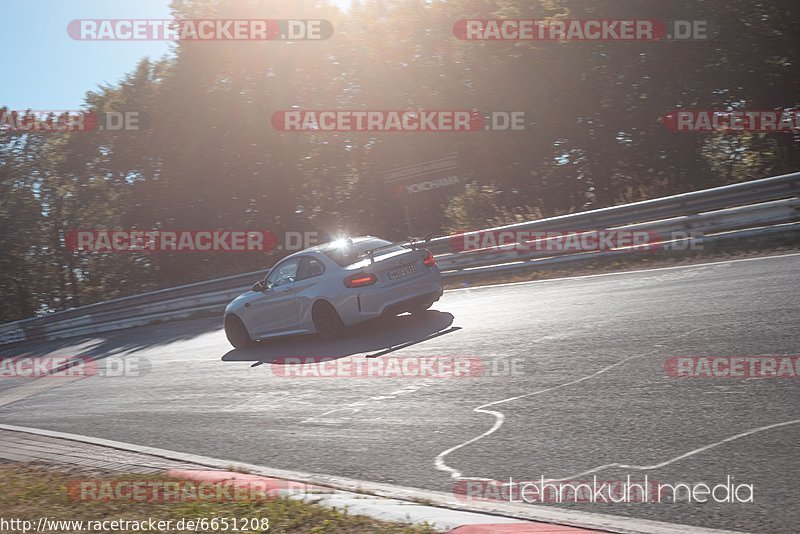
[246,257,301,337]
[292,256,328,330]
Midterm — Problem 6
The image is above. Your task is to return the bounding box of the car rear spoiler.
[364,237,429,263]
[364,242,400,263]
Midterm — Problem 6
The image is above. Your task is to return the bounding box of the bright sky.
[1,0,351,110]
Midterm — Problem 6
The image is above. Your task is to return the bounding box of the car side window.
[296,257,326,281]
[266,259,300,288]
[297,256,325,280]
[308,259,325,277]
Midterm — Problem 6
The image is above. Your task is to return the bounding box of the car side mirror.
[251,281,265,292]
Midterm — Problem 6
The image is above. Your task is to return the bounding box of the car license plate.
[388,265,417,280]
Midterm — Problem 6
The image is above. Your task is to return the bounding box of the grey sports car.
[223,236,443,348]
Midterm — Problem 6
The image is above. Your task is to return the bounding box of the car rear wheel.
[225,315,252,349]
[313,301,345,339]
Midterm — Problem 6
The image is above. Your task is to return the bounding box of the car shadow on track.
[0,316,223,362]
[220,310,457,365]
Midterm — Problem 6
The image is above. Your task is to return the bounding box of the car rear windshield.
[322,238,405,267]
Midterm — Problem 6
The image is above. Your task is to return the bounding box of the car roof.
[272,236,381,262]
[306,236,385,253]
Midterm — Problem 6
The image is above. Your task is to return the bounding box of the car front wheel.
[225,315,252,349]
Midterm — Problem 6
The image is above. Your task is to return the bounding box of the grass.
[0,463,438,533]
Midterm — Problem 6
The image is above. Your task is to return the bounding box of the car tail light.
[344,272,377,288]
[423,250,436,267]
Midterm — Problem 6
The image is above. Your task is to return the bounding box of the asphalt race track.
[2,254,799,533]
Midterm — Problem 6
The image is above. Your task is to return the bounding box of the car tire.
[313,301,345,339]
[225,315,253,349]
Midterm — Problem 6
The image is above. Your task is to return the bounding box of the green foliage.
[443,181,543,233]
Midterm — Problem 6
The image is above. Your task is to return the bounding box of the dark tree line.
[1,0,798,321]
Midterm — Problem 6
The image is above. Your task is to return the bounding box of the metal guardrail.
[435,197,800,271]
[425,171,800,254]
[1,172,798,347]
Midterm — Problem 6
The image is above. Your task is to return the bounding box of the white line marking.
[434,321,800,482]
[543,419,800,483]
[301,379,437,425]
[434,353,645,479]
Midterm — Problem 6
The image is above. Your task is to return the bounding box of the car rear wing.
[365,242,402,263]
[364,237,431,263]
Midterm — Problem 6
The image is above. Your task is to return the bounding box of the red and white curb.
[0,424,738,534]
